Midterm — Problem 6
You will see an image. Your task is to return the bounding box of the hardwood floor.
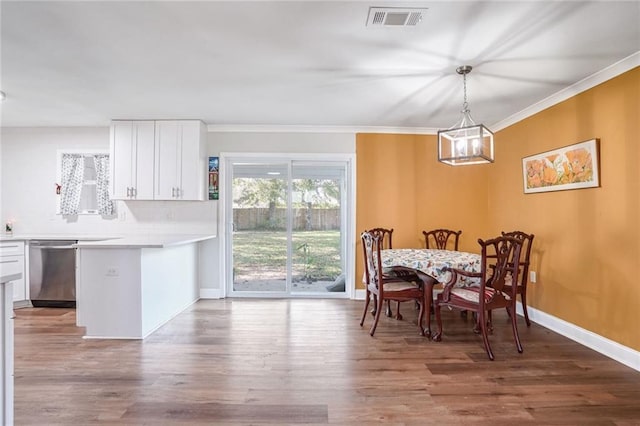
[13,300,640,425]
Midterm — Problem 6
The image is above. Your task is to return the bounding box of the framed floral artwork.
[522,138,600,194]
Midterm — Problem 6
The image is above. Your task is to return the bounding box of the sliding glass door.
[231,162,289,293]
[226,157,349,297]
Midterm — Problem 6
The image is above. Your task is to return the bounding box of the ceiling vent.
[366,7,426,27]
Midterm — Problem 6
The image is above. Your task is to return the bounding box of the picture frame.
[208,157,219,200]
[522,138,600,194]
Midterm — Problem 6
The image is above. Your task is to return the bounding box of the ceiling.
[1,1,639,131]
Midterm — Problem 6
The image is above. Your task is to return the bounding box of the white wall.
[0,127,217,236]
[210,131,356,154]
[0,127,355,293]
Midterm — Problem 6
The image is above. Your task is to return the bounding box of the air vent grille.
[372,11,385,25]
[366,7,427,27]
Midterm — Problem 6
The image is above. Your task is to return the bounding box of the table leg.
[422,277,436,338]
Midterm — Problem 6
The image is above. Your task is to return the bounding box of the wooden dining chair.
[359,231,425,337]
[422,228,462,250]
[364,227,422,320]
[501,231,535,326]
[432,235,524,360]
[422,228,463,315]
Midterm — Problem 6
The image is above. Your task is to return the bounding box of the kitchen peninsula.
[75,234,215,339]
[0,272,19,425]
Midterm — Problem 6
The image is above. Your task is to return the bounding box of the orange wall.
[355,67,639,351]
[355,133,488,287]
[488,67,640,351]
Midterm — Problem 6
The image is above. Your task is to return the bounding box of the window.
[56,150,114,216]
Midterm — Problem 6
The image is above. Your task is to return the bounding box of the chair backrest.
[367,227,394,249]
[361,231,383,290]
[480,235,523,304]
[422,228,462,250]
[501,231,534,285]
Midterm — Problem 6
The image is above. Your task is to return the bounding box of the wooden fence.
[233,208,340,231]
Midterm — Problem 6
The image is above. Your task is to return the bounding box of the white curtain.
[93,154,114,216]
[59,154,84,215]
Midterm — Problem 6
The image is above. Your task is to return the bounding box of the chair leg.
[385,300,393,318]
[478,310,495,361]
[369,295,384,336]
[520,289,531,327]
[360,289,371,327]
[371,295,378,316]
[472,311,484,334]
[394,301,403,320]
[509,304,524,353]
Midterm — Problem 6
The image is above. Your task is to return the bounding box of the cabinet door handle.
[132,187,136,197]
[126,187,131,197]
[171,187,175,197]
[0,259,19,264]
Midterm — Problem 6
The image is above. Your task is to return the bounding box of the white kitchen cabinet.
[109,120,155,200]
[154,120,207,201]
[0,241,26,302]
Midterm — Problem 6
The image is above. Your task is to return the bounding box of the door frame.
[218,152,356,299]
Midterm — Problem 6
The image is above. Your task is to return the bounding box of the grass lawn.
[233,230,342,282]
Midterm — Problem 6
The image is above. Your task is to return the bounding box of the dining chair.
[364,227,393,318]
[422,228,463,316]
[432,235,524,360]
[422,228,462,250]
[365,228,422,320]
[501,231,535,326]
[359,231,425,337]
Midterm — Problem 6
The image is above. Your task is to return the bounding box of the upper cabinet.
[110,120,155,200]
[110,120,207,201]
[154,120,207,201]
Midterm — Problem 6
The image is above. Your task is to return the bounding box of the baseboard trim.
[200,288,223,299]
[516,302,639,372]
[353,291,639,371]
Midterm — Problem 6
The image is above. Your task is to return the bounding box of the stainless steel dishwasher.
[29,240,77,308]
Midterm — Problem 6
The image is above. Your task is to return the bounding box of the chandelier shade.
[437,65,494,166]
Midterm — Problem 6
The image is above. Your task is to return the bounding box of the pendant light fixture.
[437,65,494,166]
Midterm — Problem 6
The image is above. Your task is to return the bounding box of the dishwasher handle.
[30,245,76,250]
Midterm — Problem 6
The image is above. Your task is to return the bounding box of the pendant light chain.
[462,71,469,113]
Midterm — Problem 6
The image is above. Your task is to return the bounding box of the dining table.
[380,248,482,337]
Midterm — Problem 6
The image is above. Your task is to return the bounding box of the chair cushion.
[450,286,510,303]
[382,281,420,292]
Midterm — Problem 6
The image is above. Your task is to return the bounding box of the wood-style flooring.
[13,299,640,425]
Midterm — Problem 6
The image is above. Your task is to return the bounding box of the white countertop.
[0,234,116,242]
[73,234,215,249]
[1,233,215,248]
[0,272,22,283]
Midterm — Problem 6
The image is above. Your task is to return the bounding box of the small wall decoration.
[208,157,219,200]
[522,138,600,194]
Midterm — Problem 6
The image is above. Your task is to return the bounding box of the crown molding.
[491,51,640,132]
[206,124,438,135]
